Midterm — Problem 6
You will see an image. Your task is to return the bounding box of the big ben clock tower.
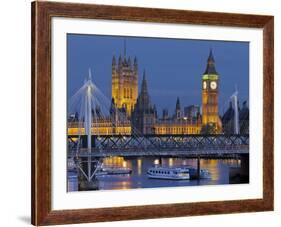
[201,49,222,133]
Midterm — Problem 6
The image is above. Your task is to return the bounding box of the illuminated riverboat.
[95,165,132,176]
[147,166,190,180]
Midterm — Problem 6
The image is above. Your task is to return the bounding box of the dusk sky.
[67,34,249,115]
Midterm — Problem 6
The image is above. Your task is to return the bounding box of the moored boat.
[147,166,190,180]
[95,166,132,176]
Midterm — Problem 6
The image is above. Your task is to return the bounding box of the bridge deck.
[68,148,249,158]
[68,134,249,158]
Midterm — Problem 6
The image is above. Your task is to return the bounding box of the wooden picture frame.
[31,1,274,226]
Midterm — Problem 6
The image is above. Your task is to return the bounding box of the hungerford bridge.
[68,70,249,182]
[68,134,249,158]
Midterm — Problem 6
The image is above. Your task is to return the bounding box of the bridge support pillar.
[229,154,249,184]
[78,157,100,184]
[240,154,249,183]
[197,156,201,180]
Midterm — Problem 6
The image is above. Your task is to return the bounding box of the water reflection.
[68,156,246,192]
[137,159,142,175]
[168,158,173,167]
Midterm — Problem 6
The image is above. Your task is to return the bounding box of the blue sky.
[67,34,249,115]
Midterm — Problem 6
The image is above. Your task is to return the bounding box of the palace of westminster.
[68,49,249,136]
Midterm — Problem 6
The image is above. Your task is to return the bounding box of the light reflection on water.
[137,158,142,175]
[68,157,243,192]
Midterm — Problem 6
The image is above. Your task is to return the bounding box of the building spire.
[176,97,181,110]
[141,70,148,94]
[208,48,215,62]
[175,97,181,119]
[204,48,218,75]
[135,70,152,112]
[112,55,116,65]
[134,56,138,71]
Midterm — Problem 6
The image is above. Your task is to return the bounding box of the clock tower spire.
[201,49,222,133]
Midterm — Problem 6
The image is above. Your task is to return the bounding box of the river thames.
[68,156,246,192]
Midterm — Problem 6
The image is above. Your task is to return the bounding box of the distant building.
[154,97,202,135]
[221,102,237,134]
[239,101,249,134]
[222,100,249,134]
[162,108,169,120]
[132,71,157,134]
[68,102,131,136]
[184,105,200,121]
[111,53,138,117]
[154,119,201,135]
[174,97,182,120]
[68,119,131,136]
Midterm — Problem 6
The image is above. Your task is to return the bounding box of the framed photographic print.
[31,1,274,226]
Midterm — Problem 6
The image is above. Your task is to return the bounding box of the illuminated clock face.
[203,81,207,89]
[210,81,217,90]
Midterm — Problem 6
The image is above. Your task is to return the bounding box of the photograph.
[66,34,250,192]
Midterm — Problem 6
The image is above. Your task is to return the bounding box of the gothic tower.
[201,49,222,133]
[175,97,181,120]
[111,42,138,117]
[132,71,156,134]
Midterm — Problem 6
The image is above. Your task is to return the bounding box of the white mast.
[231,87,240,134]
[84,68,93,180]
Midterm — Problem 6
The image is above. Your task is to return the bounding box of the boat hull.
[147,173,190,180]
[95,168,132,176]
